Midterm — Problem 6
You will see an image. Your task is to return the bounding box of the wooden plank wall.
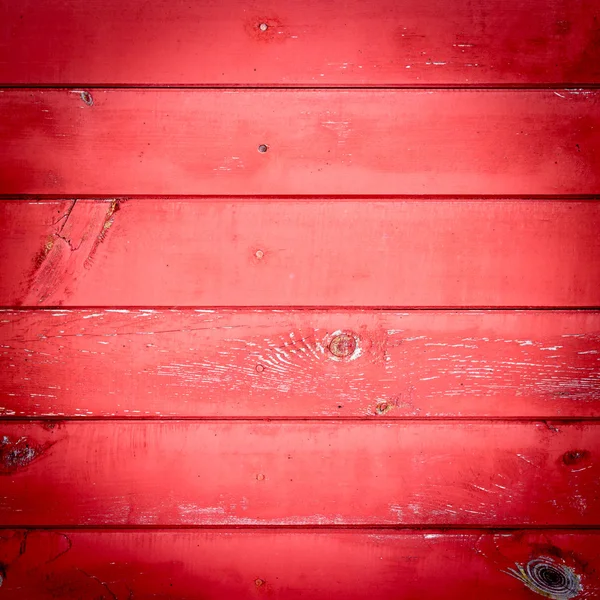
[0,1,599,598]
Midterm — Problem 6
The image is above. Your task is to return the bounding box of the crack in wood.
[45,533,73,565]
[76,568,119,600]
[23,200,123,305]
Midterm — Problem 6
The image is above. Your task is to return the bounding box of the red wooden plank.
[1,199,599,307]
[1,309,598,418]
[1,421,598,526]
[0,0,598,86]
[0,529,598,599]
[1,90,599,195]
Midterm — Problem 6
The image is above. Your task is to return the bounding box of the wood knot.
[562,450,591,468]
[375,401,393,415]
[507,557,581,599]
[328,332,358,359]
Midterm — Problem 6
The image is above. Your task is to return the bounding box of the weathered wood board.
[1,0,599,85]
[1,0,599,596]
[1,421,597,526]
[1,200,600,307]
[0,529,598,599]
[1,309,598,418]
[1,90,599,195]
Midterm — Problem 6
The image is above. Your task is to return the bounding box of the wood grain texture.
[0,0,599,86]
[1,421,598,526]
[1,309,599,418]
[0,529,598,599]
[1,199,599,307]
[1,90,599,195]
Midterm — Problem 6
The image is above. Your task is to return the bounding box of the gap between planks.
[3,525,600,532]
[3,194,600,200]
[2,85,600,91]
[3,417,600,423]
[3,306,600,311]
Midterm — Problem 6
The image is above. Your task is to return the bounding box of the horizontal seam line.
[2,306,600,311]
[2,195,600,200]
[2,84,600,91]
[2,417,600,423]
[3,525,600,531]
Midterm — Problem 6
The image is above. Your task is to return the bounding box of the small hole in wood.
[258,144,268,153]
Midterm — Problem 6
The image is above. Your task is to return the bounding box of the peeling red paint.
[0,436,53,475]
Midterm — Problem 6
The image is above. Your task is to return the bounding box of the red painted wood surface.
[1,90,599,195]
[2,199,600,307]
[1,0,599,595]
[0,530,598,599]
[1,309,599,418]
[1,421,598,527]
[1,0,599,86]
